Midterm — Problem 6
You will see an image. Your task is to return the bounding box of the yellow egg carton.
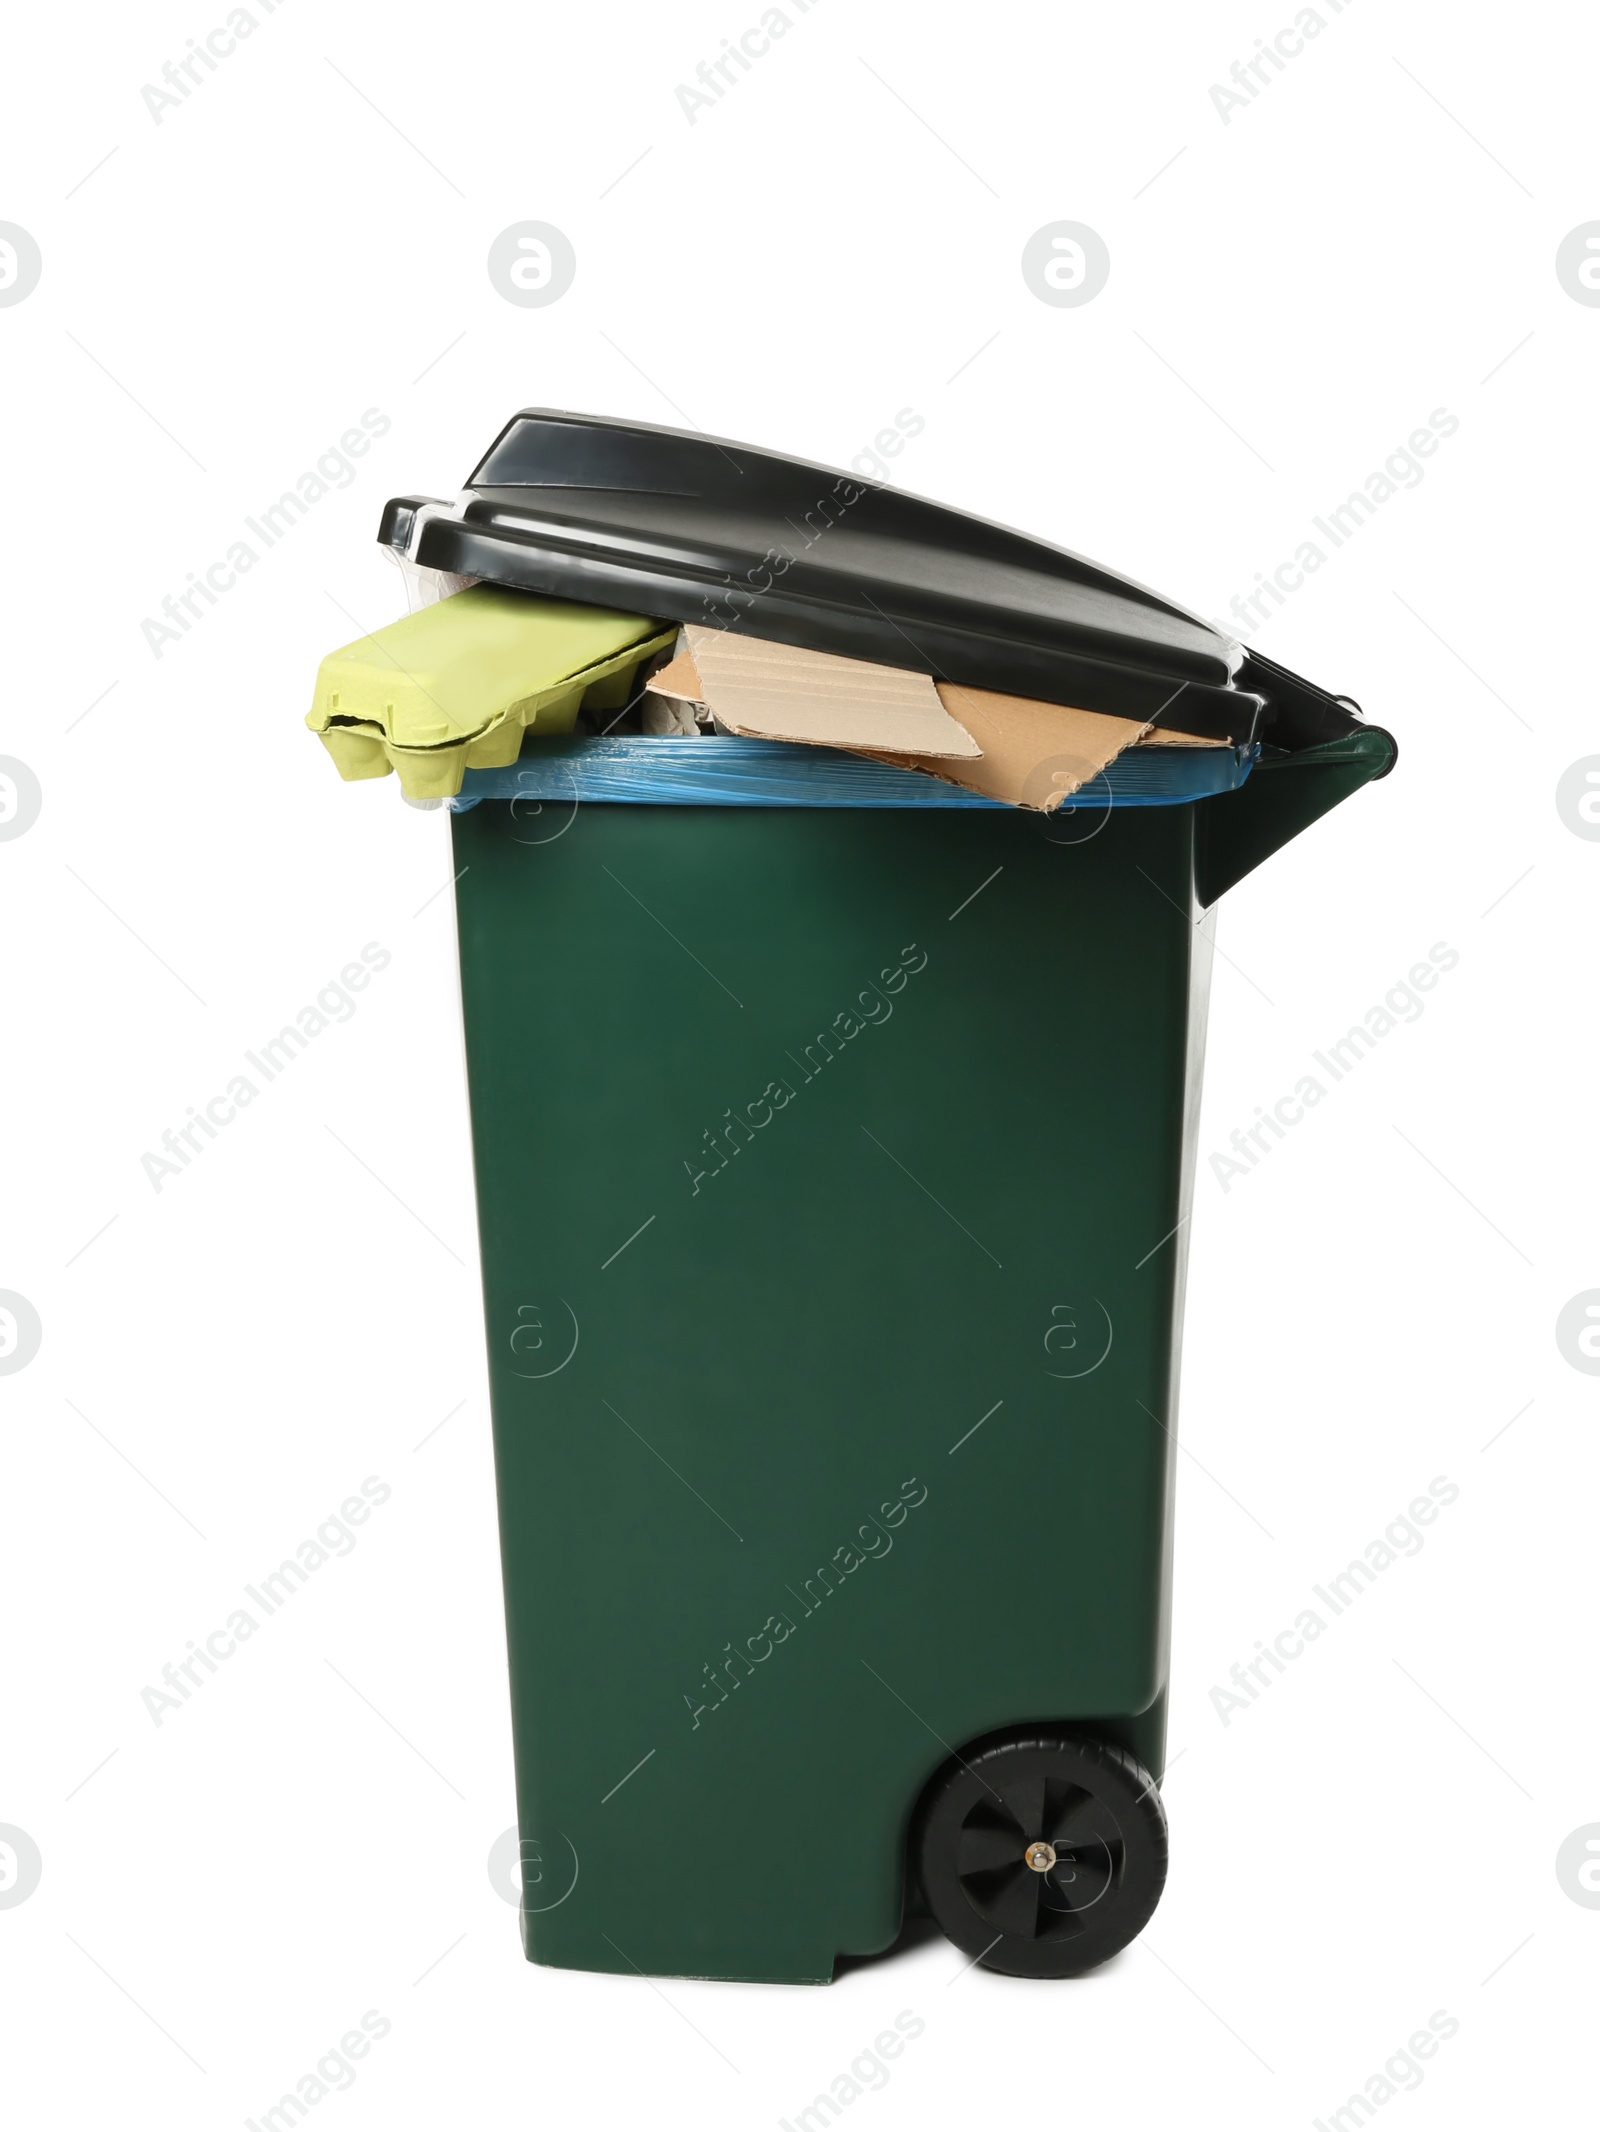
[307,584,675,798]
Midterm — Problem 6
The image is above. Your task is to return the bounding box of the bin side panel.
[452,799,1204,1981]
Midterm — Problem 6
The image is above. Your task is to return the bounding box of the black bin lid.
[378,410,1371,750]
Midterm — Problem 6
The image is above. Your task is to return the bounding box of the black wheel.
[912,1729,1168,1978]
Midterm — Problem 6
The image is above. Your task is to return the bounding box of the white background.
[2,1,1595,2125]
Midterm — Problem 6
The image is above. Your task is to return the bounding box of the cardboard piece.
[861,684,1224,810]
[646,648,706,707]
[886,684,1150,811]
[649,635,1228,811]
[1138,723,1229,747]
[680,626,981,758]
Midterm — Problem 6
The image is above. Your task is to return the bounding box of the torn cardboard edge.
[861,684,1152,813]
[678,626,981,759]
[649,634,1227,812]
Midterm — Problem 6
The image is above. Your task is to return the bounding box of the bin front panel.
[452,798,1206,1981]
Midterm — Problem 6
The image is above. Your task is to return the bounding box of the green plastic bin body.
[453,791,1230,1983]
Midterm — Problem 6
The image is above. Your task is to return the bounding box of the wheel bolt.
[1025,1841,1056,1873]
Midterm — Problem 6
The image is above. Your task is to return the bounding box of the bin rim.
[447,733,1262,812]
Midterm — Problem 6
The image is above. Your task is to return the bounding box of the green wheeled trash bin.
[315,411,1395,1983]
